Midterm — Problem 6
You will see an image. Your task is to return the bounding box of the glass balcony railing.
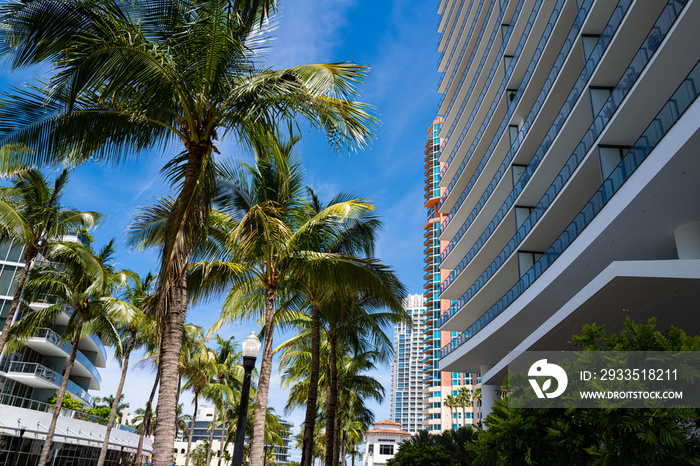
[0,392,136,433]
[437,0,476,88]
[440,0,631,288]
[89,333,108,363]
[32,328,102,384]
[440,0,584,225]
[7,361,95,406]
[438,0,687,325]
[440,57,700,360]
[441,0,538,186]
[440,0,505,117]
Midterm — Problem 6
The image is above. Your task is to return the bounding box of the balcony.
[6,362,94,407]
[26,328,101,388]
[0,392,135,434]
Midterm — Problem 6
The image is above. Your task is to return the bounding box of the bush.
[47,392,83,411]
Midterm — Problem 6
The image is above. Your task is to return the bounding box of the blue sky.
[0,0,440,457]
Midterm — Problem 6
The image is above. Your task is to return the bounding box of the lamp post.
[231,331,261,466]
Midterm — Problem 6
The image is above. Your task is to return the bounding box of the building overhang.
[483,259,700,384]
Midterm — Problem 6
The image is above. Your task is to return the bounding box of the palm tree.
[190,132,389,465]
[133,323,207,466]
[205,336,242,466]
[445,395,457,429]
[279,318,395,466]
[287,189,404,466]
[0,168,102,357]
[181,342,218,466]
[97,272,158,466]
[321,291,407,466]
[457,386,473,428]
[7,240,132,466]
[133,405,156,436]
[0,4,376,463]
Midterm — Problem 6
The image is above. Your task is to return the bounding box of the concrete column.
[479,365,498,422]
[674,221,700,259]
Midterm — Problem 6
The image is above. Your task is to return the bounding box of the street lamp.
[231,331,261,466]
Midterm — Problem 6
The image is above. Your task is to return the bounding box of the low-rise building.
[363,419,411,466]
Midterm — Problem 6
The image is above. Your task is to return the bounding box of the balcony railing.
[7,361,94,406]
[440,57,700,359]
[0,392,135,434]
[438,0,688,326]
[32,328,102,384]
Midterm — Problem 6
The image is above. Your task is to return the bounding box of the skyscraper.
[389,294,425,434]
[421,118,479,432]
[436,0,700,417]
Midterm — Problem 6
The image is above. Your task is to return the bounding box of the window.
[368,445,374,454]
[379,445,394,455]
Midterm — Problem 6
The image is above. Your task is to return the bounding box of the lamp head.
[241,331,261,359]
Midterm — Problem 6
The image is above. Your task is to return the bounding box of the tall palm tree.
[205,336,243,466]
[445,395,457,429]
[181,342,218,466]
[0,4,376,463]
[457,386,473,428]
[7,240,132,466]
[320,291,407,466]
[190,132,386,465]
[279,317,395,466]
[288,189,405,466]
[0,168,102,357]
[97,272,158,466]
[133,323,207,466]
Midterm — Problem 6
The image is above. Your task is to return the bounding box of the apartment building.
[389,295,426,434]
[436,0,700,416]
[422,118,480,432]
[0,235,149,464]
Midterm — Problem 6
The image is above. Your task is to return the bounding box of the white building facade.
[436,0,700,417]
[0,235,150,465]
[363,420,411,466]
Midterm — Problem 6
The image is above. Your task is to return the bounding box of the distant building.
[422,117,480,432]
[363,420,411,466]
[389,294,426,434]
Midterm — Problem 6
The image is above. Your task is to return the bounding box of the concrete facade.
[435,0,700,416]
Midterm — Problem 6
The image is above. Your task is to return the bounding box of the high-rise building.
[436,0,700,417]
[0,234,150,464]
[422,118,479,432]
[389,294,425,434]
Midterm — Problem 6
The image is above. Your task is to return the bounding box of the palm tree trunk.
[136,371,160,466]
[0,252,34,358]
[301,302,321,466]
[324,333,338,466]
[217,405,228,466]
[152,272,188,466]
[97,333,136,466]
[153,141,208,465]
[333,416,340,466]
[250,287,276,466]
[206,404,217,466]
[37,319,83,466]
[184,394,199,466]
